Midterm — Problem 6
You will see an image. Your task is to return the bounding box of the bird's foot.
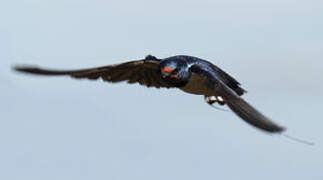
[204,96,229,111]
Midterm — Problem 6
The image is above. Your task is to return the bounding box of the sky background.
[1,0,323,179]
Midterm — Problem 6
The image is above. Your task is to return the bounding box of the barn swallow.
[14,55,285,133]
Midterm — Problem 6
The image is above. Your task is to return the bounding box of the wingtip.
[273,126,286,133]
[263,123,286,134]
[12,65,38,73]
[12,65,26,72]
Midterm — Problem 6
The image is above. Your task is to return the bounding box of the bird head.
[158,57,190,87]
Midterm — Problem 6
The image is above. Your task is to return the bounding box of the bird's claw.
[204,96,229,111]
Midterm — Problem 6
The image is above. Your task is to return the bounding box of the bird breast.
[180,73,217,96]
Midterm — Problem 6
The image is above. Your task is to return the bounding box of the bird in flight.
[14,55,285,133]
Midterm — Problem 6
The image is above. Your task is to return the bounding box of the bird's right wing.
[14,56,173,88]
[190,65,285,133]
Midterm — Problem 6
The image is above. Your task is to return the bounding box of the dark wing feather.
[190,65,285,133]
[212,65,246,96]
[14,58,173,88]
[216,81,285,133]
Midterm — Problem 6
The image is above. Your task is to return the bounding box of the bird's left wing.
[190,65,285,133]
[14,56,173,88]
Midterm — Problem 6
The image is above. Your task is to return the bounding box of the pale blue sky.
[1,0,323,179]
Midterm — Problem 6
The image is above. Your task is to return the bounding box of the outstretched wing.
[190,65,285,133]
[14,56,173,88]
